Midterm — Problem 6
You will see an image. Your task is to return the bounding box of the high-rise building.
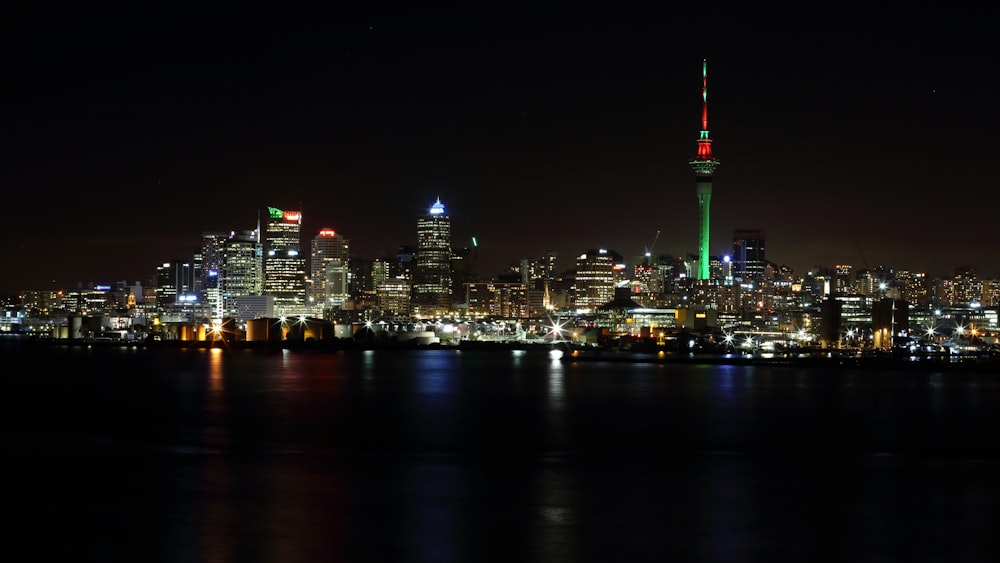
[222,228,263,305]
[574,249,620,310]
[377,280,411,316]
[349,257,390,311]
[310,228,350,312]
[732,229,766,281]
[263,206,307,316]
[689,59,719,281]
[520,251,558,314]
[155,259,196,308]
[200,231,228,319]
[412,197,452,316]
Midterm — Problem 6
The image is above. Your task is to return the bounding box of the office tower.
[574,248,620,310]
[155,259,196,308]
[222,229,263,300]
[520,252,558,315]
[450,245,478,310]
[833,264,854,296]
[200,231,228,319]
[520,251,558,286]
[310,228,350,311]
[412,197,452,315]
[377,280,411,316]
[347,257,390,310]
[394,246,416,281]
[689,59,719,281]
[732,229,766,281]
[263,206,307,316]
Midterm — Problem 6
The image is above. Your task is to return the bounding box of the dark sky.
[2,3,997,294]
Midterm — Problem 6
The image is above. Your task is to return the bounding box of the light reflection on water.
[4,344,1000,562]
[412,350,459,395]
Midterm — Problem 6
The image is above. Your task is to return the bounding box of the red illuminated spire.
[694,58,716,162]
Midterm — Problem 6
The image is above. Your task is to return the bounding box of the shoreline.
[5,334,999,372]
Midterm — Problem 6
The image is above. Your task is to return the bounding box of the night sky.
[3,4,997,295]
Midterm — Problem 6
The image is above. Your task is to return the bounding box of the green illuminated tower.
[689,59,719,281]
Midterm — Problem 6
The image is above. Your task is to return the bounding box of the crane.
[644,230,661,258]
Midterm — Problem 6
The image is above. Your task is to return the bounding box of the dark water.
[3,342,999,562]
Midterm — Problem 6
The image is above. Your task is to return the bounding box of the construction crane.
[643,230,661,258]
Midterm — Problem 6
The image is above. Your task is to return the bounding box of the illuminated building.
[310,228,350,312]
[574,249,621,310]
[156,260,196,308]
[521,251,558,314]
[222,229,262,303]
[689,59,719,281]
[377,280,411,315]
[834,264,853,296]
[263,206,307,316]
[465,282,529,318]
[732,229,766,281]
[200,231,228,319]
[412,197,452,315]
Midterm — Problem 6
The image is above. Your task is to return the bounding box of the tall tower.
[263,206,307,316]
[689,59,719,281]
[310,228,350,312]
[221,229,262,299]
[412,197,452,316]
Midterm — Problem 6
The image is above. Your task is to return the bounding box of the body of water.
[3,342,999,562]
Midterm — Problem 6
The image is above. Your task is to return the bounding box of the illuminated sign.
[268,207,283,219]
[319,228,336,237]
[284,211,301,222]
[429,197,446,215]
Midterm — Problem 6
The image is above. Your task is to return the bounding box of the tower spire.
[694,58,715,162]
[689,58,720,281]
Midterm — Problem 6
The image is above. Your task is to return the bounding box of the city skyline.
[3,4,997,295]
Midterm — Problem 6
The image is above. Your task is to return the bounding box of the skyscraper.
[689,59,720,281]
[310,228,350,312]
[155,260,195,308]
[732,229,766,281]
[263,206,306,316]
[574,248,621,310]
[200,231,228,319]
[412,197,452,315]
[222,228,263,301]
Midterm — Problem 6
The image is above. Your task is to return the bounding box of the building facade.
[310,228,350,313]
[732,229,766,281]
[222,228,263,307]
[411,198,452,316]
[574,249,621,310]
[263,206,307,316]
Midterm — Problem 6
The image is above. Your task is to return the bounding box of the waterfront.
[4,342,1000,562]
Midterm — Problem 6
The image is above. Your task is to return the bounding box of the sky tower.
[689,59,719,281]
